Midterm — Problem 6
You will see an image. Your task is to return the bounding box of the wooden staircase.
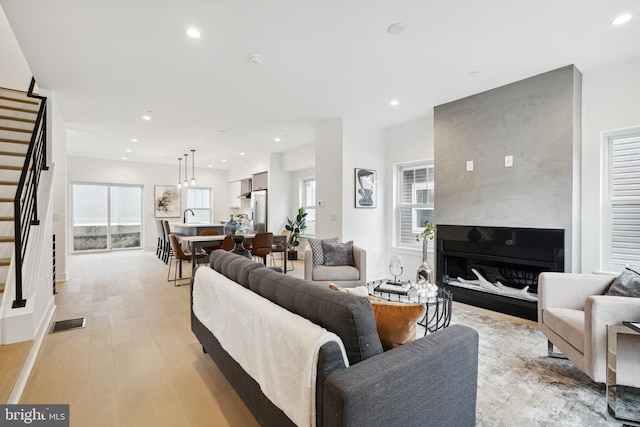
[0,88,39,297]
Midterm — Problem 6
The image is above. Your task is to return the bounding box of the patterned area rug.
[416,306,633,426]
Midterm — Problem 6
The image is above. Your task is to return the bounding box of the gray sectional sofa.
[191,251,479,427]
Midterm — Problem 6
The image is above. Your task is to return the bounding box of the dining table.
[179,234,288,273]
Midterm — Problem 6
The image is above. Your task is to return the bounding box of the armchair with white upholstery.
[304,245,366,288]
[538,272,640,383]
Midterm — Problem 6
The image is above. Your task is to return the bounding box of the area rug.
[416,306,628,426]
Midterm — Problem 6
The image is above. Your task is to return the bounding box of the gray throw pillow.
[308,237,338,265]
[605,267,640,297]
[322,240,354,266]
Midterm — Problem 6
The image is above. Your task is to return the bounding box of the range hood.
[237,178,252,198]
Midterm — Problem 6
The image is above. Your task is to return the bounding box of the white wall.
[268,153,291,233]
[384,116,435,283]
[581,56,640,273]
[343,120,386,280]
[227,154,269,182]
[0,5,31,90]
[66,157,229,251]
[282,144,314,171]
[315,120,344,238]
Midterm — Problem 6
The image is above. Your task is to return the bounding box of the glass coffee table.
[606,322,640,423]
[367,280,452,335]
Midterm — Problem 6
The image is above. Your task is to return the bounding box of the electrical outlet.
[505,155,513,167]
[466,160,474,171]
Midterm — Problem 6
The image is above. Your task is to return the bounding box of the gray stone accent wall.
[434,65,581,271]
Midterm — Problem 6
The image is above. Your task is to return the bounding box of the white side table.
[607,323,640,423]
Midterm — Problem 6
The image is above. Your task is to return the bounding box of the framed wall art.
[154,185,181,218]
[355,168,377,208]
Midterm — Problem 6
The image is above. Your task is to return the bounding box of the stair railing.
[12,77,48,308]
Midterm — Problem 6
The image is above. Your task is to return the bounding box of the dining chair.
[200,229,220,254]
[250,232,273,265]
[155,219,165,260]
[270,229,290,270]
[167,235,207,286]
[219,235,235,251]
[161,220,175,264]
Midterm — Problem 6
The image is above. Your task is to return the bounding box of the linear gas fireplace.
[436,225,564,321]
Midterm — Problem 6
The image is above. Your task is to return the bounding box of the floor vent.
[49,317,86,334]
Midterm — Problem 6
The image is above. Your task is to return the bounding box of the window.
[186,187,211,223]
[397,161,434,246]
[301,178,316,236]
[71,183,142,252]
[605,132,640,269]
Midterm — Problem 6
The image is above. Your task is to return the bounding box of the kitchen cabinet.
[229,181,241,208]
[253,171,268,190]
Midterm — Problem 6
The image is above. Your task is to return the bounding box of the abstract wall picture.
[355,168,377,208]
[155,185,181,217]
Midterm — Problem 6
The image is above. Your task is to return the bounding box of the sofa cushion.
[323,241,354,266]
[542,308,585,353]
[313,265,360,281]
[210,251,264,288]
[248,267,383,365]
[308,237,338,265]
[605,267,640,297]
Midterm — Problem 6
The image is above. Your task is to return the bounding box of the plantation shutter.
[609,135,640,266]
[398,161,434,245]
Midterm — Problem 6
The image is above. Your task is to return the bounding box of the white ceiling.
[2,0,640,169]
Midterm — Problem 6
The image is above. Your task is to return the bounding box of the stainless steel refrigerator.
[250,189,268,232]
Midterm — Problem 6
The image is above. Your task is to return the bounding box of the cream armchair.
[538,272,640,383]
[304,245,366,288]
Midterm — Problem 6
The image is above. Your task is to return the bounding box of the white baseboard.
[7,301,56,404]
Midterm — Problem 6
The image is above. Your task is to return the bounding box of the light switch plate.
[505,155,513,167]
[466,160,474,171]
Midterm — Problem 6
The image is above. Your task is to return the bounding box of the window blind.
[609,135,640,266]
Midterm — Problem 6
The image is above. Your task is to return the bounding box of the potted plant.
[285,207,307,260]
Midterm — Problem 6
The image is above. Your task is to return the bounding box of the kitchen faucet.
[183,209,195,223]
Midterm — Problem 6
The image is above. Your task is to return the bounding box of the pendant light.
[190,149,196,186]
[177,157,182,189]
[183,153,189,187]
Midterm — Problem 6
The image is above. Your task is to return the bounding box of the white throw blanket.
[193,267,348,427]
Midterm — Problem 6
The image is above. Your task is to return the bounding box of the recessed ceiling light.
[390,99,399,107]
[612,14,632,26]
[240,152,246,156]
[468,71,479,77]
[249,54,264,65]
[131,138,138,142]
[274,138,281,142]
[126,149,132,153]
[208,164,213,168]
[187,28,201,38]
[222,159,227,163]
[122,156,128,160]
[387,23,405,35]
[142,111,153,120]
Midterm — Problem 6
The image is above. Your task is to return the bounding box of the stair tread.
[0,151,26,157]
[0,258,10,266]
[0,198,14,202]
[0,115,36,124]
[0,95,39,106]
[0,216,14,221]
[0,282,4,293]
[0,165,22,171]
[0,137,30,145]
[0,105,38,114]
[0,180,19,185]
[0,236,14,242]
[0,126,32,134]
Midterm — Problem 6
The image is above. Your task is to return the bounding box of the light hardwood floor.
[19,250,299,427]
[18,250,532,427]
